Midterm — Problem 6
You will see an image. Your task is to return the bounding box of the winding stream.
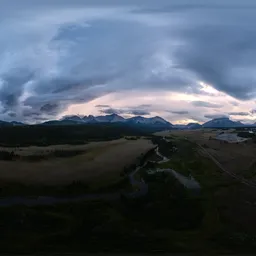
[0,139,200,207]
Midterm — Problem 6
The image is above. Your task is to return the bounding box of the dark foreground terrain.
[0,123,153,147]
[1,126,256,253]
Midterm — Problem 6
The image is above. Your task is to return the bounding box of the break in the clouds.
[1,0,256,123]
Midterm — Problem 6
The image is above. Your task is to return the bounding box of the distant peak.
[152,116,165,120]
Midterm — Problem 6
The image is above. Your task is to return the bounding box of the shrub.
[0,150,17,161]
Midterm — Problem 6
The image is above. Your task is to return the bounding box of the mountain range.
[46,114,173,129]
[202,117,244,128]
[45,115,256,129]
[0,114,255,129]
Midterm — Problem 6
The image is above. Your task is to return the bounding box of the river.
[0,139,200,207]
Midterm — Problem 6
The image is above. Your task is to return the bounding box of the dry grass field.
[156,129,256,178]
[0,139,135,156]
[156,129,256,236]
[0,138,154,186]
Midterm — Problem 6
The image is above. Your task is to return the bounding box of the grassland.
[157,129,256,179]
[2,134,256,253]
[0,138,154,196]
[152,131,256,252]
[1,129,256,253]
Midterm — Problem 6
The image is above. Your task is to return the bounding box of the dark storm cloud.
[100,107,150,116]
[192,101,222,108]
[40,103,59,113]
[173,12,256,100]
[228,112,249,116]
[99,108,123,115]
[250,109,256,114]
[170,110,189,115]
[230,101,240,107]
[1,0,256,122]
[204,114,228,119]
[129,110,150,116]
[0,69,34,113]
[97,103,152,115]
[23,110,41,117]
[138,104,152,108]
[95,104,111,108]
[8,112,16,117]
[51,76,114,94]
[23,82,112,116]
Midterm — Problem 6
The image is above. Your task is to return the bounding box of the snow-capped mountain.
[45,115,255,129]
[83,115,97,123]
[186,123,202,129]
[60,114,172,127]
[95,114,126,123]
[0,120,25,126]
[149,116,171,125]
[1,115,252,130]
[10,121,25,126]
[61,114,126,124]
[61,115,84,123]
[202,117,244,128]
[127,116,171,126]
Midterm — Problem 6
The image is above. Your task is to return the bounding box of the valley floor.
[0,138,153,187]
[1,132,256,253]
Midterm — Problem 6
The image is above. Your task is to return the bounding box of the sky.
[1,0,256,124]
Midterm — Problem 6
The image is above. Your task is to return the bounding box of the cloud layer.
[1,0,256,123]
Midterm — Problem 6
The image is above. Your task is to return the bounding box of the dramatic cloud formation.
[1,0,256,123]
[228,112,250,116]
[170,111,189,115]
[204,114,229,119]
[95,105,111,108]
[98,104,151,116]
[100,108,150,116]
[192,101,222,108]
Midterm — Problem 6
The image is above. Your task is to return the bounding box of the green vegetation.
[0,149,87,162]
[157,138,198,177]
[0,177,133,197]
[0,150,17,161]
[95,177,132,193]
[1,133,256,253]
[0,181,90,197]
[151,136,175,157]
[0,180,204,254]
[241,162,256,179]
[237,131,255,138]
[124,136,141,140]
[122,146,156,175]
[140,137,251,252]
[124,172,204,230]
[155,138,232,188]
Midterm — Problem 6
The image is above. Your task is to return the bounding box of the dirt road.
[198,143,256,188]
